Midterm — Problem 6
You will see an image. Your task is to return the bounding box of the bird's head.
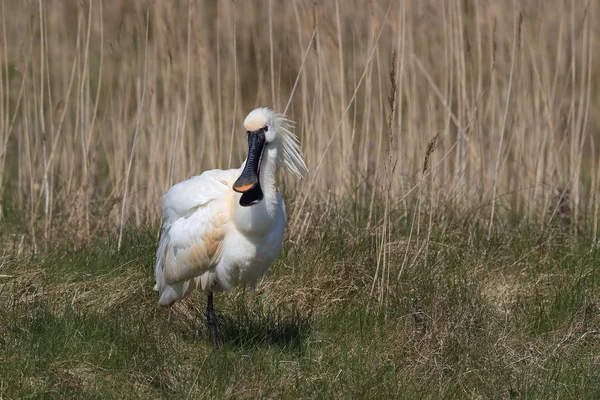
[233,108,308,205]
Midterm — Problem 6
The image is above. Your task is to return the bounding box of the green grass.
[1,216,600,399]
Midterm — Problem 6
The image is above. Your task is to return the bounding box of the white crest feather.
[271,111,308,179]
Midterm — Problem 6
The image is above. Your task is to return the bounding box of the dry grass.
[0,0,598,241]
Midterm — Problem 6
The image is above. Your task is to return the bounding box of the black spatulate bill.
[233,128,266,207]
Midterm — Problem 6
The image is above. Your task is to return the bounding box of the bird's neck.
[259,145,278,211]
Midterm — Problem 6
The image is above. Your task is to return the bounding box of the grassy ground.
[1,212,599,399]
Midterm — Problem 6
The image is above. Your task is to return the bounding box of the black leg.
[206,291,220,348]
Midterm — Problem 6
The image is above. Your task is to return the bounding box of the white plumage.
[154,108,307,313]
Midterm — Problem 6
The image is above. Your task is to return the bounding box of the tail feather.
[155,228,218,305]
[154,228,171,295]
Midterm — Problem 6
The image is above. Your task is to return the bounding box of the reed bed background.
[0,0,597,244]
[2,1,600,397]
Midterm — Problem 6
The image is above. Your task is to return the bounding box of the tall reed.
[0,0,597,247]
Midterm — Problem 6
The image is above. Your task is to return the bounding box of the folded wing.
[154,169,236,306]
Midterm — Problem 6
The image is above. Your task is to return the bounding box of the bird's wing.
[154,169,237,305]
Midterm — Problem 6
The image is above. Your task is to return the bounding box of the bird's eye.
[264,126,268,132]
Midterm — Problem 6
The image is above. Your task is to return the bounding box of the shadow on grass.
[199,306,312,352]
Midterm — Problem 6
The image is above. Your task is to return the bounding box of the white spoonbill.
[154,107,307,347]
